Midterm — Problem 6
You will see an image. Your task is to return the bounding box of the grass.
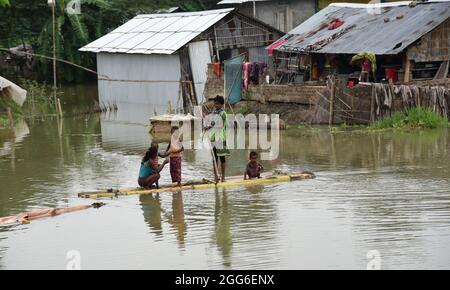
[18,79,62,118]
[0,94,23,128]
[370,107,448,130]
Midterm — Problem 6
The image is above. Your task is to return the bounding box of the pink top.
[362,59,371,73]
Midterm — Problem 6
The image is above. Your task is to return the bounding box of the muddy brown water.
[0,85,449,269]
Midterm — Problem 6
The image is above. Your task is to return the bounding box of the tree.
[37,0,109,82]
[0,0,217,83]
[0,0,10,7]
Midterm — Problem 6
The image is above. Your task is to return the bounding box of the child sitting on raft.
[138,145,169,189]
[244,151,264,180]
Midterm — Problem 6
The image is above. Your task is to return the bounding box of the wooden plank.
[404,58,412,83]
[329,80,335,126]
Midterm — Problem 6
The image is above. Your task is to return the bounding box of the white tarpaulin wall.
[188,41,212,103]
[0,76,27,107]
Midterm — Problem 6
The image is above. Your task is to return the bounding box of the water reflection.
[279,128,449,175]
[140,194,163,238]
[0,120,30,162]
[0,114,102,217]
[213,189,232,268]
[1,85,450,269]
[140,192,187,249]
[167,193,187,248]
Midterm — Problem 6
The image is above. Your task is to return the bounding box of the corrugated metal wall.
[97,53,182,109]
[236,0,316,32]
[198,13,281,51]
[188,41,213,103]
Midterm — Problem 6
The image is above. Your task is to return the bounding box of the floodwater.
[0,85,450,270]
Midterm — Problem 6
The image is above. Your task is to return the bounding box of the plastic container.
[385,68,398,82]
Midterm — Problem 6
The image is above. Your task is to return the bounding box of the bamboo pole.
[57,97,63,117]
[210,146,220,184]
[78,172,316,199]
[0,48,101,77]
[213,26,221,62]
[52,1,58,113]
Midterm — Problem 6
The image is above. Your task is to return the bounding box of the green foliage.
[0,93,22,127]
[19,79,51,103]
[370,107,449,130]
[0,0,216,83]
[0,0,10,7]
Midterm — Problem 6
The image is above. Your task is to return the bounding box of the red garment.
[213,63,221,78]
[243,62,251,91]
[362,59,371,73]
[328,19,344,30]
[170,156,182,183]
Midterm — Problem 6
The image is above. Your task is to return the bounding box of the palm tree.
[37,0,109,82]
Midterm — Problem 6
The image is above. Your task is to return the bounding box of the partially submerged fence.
[319,79,450,125]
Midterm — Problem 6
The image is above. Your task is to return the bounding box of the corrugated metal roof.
[79,8,234,55]
[273,1,450,55]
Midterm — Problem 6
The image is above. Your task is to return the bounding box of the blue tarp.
[224,55,244,105]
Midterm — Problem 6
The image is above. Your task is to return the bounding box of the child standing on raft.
[161,126,184,187]
[205,95,230,182]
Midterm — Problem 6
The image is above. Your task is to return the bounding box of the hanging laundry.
[213,62,221,78]
[250,62,260,85]
[243,62,252,91]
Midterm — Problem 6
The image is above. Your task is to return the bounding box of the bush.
[370,107,448,130]
[0,94,23,127]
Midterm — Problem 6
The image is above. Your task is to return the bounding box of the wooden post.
[188,81,196,110]
[404,58,412,83]
[167,100,172,114]
[213,26,220,62]
[328,79,335,126]
[370,85,375,123]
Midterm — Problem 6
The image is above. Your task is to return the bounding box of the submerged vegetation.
[370,107,449,130]
[0,94,22,127]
